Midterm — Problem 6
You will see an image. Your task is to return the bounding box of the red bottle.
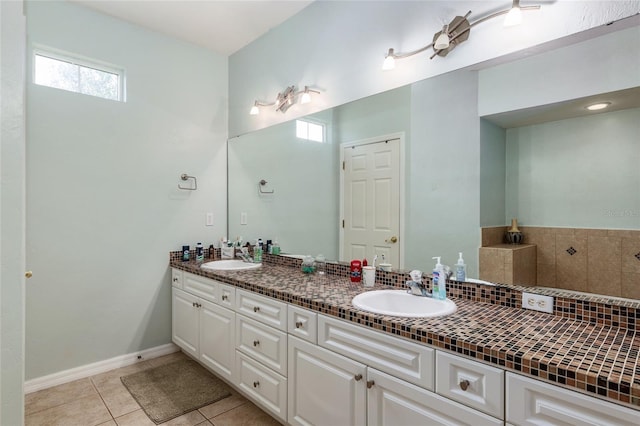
[350,260,362,282]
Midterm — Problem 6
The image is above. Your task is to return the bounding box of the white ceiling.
[71,0,314,56]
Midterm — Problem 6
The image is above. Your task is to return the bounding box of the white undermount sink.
[201,260,262,271]
[352,290,457,318]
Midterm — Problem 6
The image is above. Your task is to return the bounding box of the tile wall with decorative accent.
[481,226,640,299]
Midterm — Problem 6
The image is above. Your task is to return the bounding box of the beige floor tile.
[98,380,141,418]
[198,394,247,419]
[114,409,155,426]
[147,351,189,368]
[115,408,207,426]
[195,422,213,426]
[25,378,98,416]
[92,361,154,392]
[25,392,112,426]
[209,402,281,426]
[98,421,117,426]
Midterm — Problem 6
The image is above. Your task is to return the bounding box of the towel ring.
[259,179,274,194]
[178,174,197,190]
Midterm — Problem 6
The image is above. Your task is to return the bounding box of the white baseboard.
[24,343,180,394]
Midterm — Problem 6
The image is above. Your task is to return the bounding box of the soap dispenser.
[455,252,466,282]
[432,257,446,300]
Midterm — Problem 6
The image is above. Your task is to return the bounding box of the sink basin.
[352,290,456,318]
[201,260,262,271]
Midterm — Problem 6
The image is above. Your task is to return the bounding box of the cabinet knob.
[253,306,260,312]
[253,340,260,347]
[354,374,362,381]
[459,379,470,391]
[253,381,260,388]
[295,321,304,329]
[222,295,228,301]
[366,380,375,389]
[173,277,178,282]
[192,302,196,307]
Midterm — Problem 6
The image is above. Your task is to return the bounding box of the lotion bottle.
[455,252,466,282]
[432,257,442,296]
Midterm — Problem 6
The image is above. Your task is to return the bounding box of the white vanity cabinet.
[288,335,366,426]
[171,270,236,383]
[234,289,288,423]
[506,373,639,426]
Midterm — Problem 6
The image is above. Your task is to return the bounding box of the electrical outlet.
[522,292,554,313]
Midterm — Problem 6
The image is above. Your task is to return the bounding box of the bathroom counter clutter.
[169,256,640,410]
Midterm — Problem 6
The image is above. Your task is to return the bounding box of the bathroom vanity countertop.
[170,260,640,409]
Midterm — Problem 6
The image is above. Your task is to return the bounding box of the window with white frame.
[296,119,325,143]
[33,48,125,102]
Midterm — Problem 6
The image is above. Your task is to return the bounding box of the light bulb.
[250,104,259,115]
[504,4,522,26]
[382,49,396,71]
[300,91,311,104]
[586,102,611,111]
[434,25,449,50]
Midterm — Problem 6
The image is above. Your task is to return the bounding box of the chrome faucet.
[236,248,254,263]
[406,269,431,297]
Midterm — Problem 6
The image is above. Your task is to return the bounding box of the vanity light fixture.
[382,1,541,69]
[586,102,611,111]
[250,85,320,115]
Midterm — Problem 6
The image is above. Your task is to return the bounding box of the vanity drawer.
[236,350,287,423]
[288,305,317,344]
[506,373,639,426]
[318,314,434,390]
[236,314,287,376]
[218,283,236,310]
[235,289,287,331]
[183,272,217,303]
[171,268,183,289]
[436,351,504,419]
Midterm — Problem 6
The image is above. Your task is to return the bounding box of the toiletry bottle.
[438,264,447,300]
[350,259,362,282]
[272,239,280,255]
[455,252,466,282]
[182,245,190,262]
[432,257,442,297]
[253,240,263,262]
[362,258,368,267]
[196,242,204,263]
[266,239,272,254]
[209,244,215,259]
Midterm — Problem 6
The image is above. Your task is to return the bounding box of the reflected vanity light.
[250,85,320,115]
[382,0,541,70]
[586,102,611,111]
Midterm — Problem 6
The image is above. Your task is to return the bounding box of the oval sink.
[352,290,456,318]
[201,260,262,271]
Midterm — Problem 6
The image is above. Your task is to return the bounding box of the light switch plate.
[206,212,214,226]
[522,292,554,313]
[240,212,247,225]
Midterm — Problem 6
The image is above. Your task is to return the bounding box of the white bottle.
[455,252,466,282]
[432,256,442,297]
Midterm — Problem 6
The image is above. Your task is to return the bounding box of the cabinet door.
[172,288,199,358]
[507,373,640,426]
[288,336,366,426]
[368,368,502,426]
[171,268,183,288]
[200,299,236,383]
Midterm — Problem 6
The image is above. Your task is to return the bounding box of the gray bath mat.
[121,359,231,424]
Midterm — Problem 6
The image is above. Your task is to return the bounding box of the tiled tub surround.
[170,253,640,410]
[482,226,640,299]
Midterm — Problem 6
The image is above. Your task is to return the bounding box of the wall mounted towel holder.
[178,174,197,190]
[259,179,274,194]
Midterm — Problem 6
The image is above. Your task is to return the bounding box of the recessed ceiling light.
[586,102,611,111]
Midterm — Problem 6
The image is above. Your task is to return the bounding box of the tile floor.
[25,351,282,426]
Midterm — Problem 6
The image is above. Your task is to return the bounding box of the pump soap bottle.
[432,257,446,300]
[455,252,466,282]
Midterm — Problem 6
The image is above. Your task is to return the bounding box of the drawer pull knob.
[366,380,375,389]
[253,306,260,312]
[253,381,260,388]
[173,277,178,282]
[253,340,260,347]
[354,374,362,381]
[222,295,228,301]
[459,380,470,391]
[295,321,304,329]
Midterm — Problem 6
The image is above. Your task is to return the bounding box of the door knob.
[25,271,33,278]
[385,236,398,243]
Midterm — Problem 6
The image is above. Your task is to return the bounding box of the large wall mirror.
[228,24,640,305]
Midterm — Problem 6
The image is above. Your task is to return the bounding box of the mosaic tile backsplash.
[170,251,640,409]
[482,226,640,300]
